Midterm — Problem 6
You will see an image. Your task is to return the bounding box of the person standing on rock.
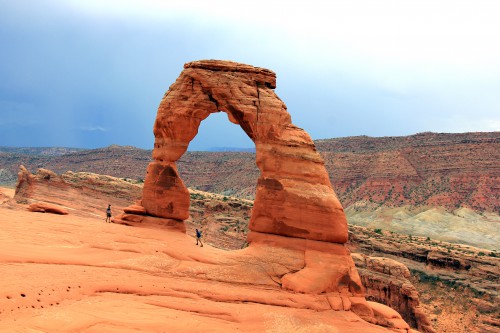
[105,204,112,223]
[195,228,203,247]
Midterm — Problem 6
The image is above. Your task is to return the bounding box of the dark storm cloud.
[1,0,499,150]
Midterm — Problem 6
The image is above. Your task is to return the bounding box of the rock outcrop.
[119,59,354,283]
[352,253,435,333]
[8,166,425,332]
[0,203,413,333]
[28,202,68,215]
[14,165,142,218]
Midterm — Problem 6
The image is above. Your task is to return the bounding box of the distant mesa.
[106,144,138,149]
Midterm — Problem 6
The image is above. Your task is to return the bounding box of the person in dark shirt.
[195,228,203,247]
[105,204,112,223]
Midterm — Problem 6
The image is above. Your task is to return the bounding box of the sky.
[0,0,499,150]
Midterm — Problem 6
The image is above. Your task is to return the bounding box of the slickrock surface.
[10,168,429,332]
[11,151,497,332]
[1,187,409,333]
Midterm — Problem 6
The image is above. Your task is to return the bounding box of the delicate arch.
[135,60,348,243]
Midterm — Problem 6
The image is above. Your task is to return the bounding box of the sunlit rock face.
[135,59,348,243]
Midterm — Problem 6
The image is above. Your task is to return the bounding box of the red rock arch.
[130,60,348,244]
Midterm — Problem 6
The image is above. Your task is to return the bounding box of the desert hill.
[318,132,499,212]
[0,145,151,185]
[1,132,498,210]
[1,132,498,249]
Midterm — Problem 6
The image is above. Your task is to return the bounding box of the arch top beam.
[184,59,277,89]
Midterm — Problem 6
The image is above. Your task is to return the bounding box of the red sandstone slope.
[10,165,500,332]
[10,168,500,333]
[6,167,428,332]
[2,172,416,333]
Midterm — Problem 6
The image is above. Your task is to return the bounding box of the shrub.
[374,228,382,234]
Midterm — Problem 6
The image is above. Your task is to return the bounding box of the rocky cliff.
[317,132,499,213]
[2,132,497,213]
[348,225,499,333]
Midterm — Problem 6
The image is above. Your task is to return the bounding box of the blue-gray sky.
[1,0,499,150]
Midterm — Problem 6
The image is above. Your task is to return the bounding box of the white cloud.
[62,0,500,71]
[79,126,108,132]
[2,0,499,147]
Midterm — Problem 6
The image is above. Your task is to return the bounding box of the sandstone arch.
[132,60,348,243]
[62,61,414,328]
[114,59,370,299]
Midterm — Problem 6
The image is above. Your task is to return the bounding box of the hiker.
[195,228,203,247]
[105,204,112,223]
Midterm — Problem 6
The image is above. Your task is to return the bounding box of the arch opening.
[179,112,259,249]
[186,111,254,152]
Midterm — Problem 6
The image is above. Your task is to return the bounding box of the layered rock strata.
[352,254,435,333]
[14,165,142,218]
